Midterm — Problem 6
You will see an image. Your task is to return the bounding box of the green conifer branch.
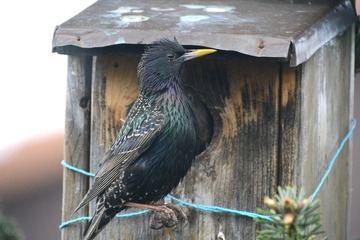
[255,186,326,240]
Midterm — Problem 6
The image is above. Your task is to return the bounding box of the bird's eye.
[167,53,175,61]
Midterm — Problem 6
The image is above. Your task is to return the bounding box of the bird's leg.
[123,202,188,230]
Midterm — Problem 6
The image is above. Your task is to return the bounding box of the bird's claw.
[166,204,188,228]
[149,204,188,230]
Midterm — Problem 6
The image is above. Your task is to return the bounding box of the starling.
[73,38,216,240]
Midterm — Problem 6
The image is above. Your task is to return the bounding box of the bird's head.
[138,38,216,95]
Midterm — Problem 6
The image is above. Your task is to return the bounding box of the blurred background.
[0,1,359,240]
[0,0,95,239]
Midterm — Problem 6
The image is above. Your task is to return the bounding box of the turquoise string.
[166,195,271,220]
[59,119,356,230]
[59,211,150,230]
[61,161,95,177]
[59,216,92,230]
[310,119,356,202]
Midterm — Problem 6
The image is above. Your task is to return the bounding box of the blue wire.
[59,216,92,230]
[59,211,150,230]
[167,195,273,221]
[61,160,95,177]
[59,119,356,230]
[310,119,356,202]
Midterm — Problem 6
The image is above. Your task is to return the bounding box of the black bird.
[73,38,216,240]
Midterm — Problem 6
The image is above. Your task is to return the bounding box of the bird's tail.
[83,199,118,240]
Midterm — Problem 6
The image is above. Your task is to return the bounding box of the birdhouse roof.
[52,0,356,66]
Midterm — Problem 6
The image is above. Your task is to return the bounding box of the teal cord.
[59,119,356,230]
[310,119,356,202]
[59,216,92,230]
[61,160,95,177]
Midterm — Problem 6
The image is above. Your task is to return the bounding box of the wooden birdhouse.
[53,0,357,239]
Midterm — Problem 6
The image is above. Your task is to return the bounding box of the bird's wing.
[73,111,165,213]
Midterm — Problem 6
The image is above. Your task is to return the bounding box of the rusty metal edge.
[290,0,357,67]
[52,0,356,64]
[52,26,291,59]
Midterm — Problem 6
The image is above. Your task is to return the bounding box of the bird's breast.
[124,103,197,202]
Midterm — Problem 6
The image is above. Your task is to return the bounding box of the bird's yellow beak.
[183,48,217,61]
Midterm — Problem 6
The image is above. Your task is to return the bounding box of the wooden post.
[90,54,143,240]
[296,28,353,239]
[62,56,92,240]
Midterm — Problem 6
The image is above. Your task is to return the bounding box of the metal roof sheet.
[52,0,356,66]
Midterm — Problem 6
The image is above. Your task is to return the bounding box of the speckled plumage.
[73,38,216,240]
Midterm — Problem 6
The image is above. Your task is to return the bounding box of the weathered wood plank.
[177,58,280,240]
[278,64,301,187]
[90,54,142,240]
[90,53,280,239]
[62,55,92,240]
[298,28,353,239]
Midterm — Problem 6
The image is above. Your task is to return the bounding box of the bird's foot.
[149,203,188,230]
[123,202,188,230]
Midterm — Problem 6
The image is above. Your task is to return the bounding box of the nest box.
[53,0,357,239]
